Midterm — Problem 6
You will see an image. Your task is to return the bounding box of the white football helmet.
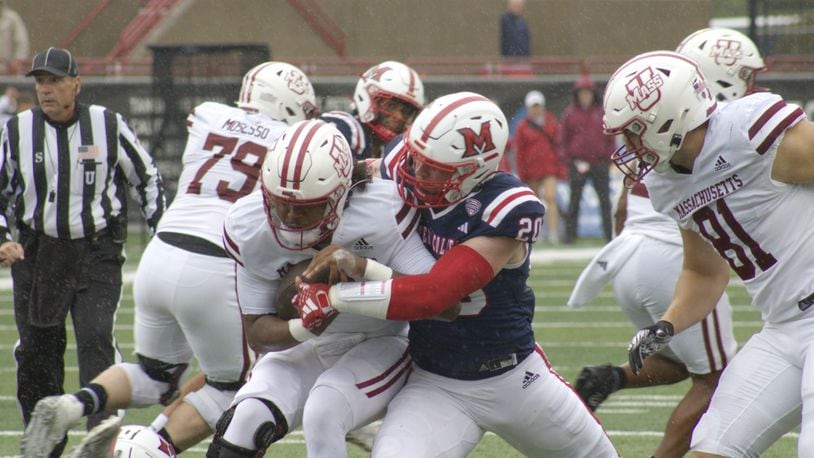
[395,92,508,208]
[353,61,425,142]
[261,119,354,250]
[237,61,318,124]
[676,27,766,101]
[114,425,176,458]
[603,51,717,183]
[676,27,767,101]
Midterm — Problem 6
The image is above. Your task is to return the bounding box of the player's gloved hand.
[293,282,337,330]
[628,320,674,375]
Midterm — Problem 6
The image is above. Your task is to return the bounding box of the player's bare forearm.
[243,314,299,353]
[661,230,730,333]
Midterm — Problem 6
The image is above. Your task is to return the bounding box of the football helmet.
[353,61,425,142]
[261,119,354,250]
[395,92,508,208]
[114,425,176,457]
[603,51,717,183]
[237,61,318,124]
[676,27,767,101]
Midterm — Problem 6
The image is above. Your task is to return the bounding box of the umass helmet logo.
[457,121,496,158]
[710,38,743,66]
[625,66,664,111]
[285,70,309,95]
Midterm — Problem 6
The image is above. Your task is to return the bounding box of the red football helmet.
[261,119,354,250]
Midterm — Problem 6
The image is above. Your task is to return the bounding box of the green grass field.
[0,237,799,456]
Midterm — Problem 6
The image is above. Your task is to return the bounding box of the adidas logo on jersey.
[353,238,373,251]
[597,260,608,271]
[522,370,540,389]
[714,155,731,172]
[457,223,469,234]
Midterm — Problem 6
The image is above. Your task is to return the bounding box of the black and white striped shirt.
[0,103,165,241]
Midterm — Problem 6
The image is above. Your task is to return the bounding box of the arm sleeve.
[116,113,166,231]
[387,244,494,320]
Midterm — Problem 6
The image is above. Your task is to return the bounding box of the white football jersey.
[157,102,288,246]
[645,92,813,323]
[622,183,682,246]
[223,177,435,337]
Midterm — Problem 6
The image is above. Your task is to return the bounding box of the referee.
[0,47,165,455]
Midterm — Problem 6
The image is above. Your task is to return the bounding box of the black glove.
[627,320,674,375]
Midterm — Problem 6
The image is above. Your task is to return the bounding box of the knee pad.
[184,383,237,430]
[137,353,189,405]
[215,398,289,450]
[206,435,261,458]
[119,362,169,407]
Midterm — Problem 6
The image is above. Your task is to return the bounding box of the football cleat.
[574,364,617,411]
[21,394,85,457]
[65,415,122,458]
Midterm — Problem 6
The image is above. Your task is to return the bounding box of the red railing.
[287,0,347,58]
[105,0,180,63]
[19,54,814,79]
[59,0,113,50]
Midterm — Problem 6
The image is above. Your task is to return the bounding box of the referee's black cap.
[26,47,79,77]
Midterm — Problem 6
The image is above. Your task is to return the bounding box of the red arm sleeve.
[386,244,495,320]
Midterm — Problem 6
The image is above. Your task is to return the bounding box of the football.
[275,259,335,320]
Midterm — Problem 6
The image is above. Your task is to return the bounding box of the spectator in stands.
[0,1,29,74]
[513,90,562,244]
[500,0,530,57]
[560,74,615,244]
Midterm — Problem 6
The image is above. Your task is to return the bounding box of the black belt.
[157,232,228,258]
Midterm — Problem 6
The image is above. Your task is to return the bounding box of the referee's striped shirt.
[0,103,165,241]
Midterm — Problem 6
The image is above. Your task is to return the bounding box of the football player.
[20,61,317,456]
[321,60,424,160]
[565,27,760,458]
[605,51,814,456]
[295,92,619,456]
[206,119,438,457]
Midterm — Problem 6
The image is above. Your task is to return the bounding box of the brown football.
[274,259,333,320]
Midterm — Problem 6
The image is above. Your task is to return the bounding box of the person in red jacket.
[513,90,563,244]
[559,75,616,244]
